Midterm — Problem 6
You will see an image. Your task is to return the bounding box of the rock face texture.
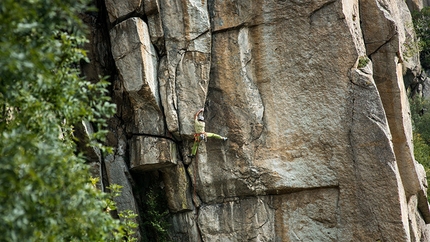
[81,0,430,241]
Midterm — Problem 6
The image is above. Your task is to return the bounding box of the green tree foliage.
[410,97,430,143]
[410,97,430,198]
[412,7,430,69]
[0,0,122,240]
[104,183,139,242]
[143,187,170,242]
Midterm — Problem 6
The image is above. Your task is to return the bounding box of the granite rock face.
[82,0,430,240]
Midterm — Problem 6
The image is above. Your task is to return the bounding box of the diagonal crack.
[366,33,397,58]
[309,0,336,22]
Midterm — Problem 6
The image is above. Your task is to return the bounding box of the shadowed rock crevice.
[110,11,148,29]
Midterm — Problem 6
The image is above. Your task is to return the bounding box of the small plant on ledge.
[358,56,370,69]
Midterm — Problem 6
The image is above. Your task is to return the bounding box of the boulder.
[104,136,141,241]
[158,0,211,138]
[168,211,200,241]
[161,161,194,212]
[129,136,178,172]
[361,0,430,224]
[110,17,165,135]
[143,0,164,51]
[105,0,143,23]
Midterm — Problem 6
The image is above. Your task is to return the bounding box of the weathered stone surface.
[169,211,200,242]
[104,135,141,240]
[74,120,102,163]
[189,0,428,240]
[105,134,137,211]
[158,56,179,137]
[144,0,164,51]
[158,0,211,139]
[93,0,430,240]
[144,0,158,14]
[161,161,194,212]
[425,71,430,98]
[348,60,410,241]
[105,0,143,23]
[401,0,422,72]
[272,188,339,241]
[361,0,430,229]
[110,17,165,135]
[197,189,339,241]
[406,0,424,11]
[198,196,274,241]
[130,136,177,172]
[110,17,158,107]
[105,154,137,213]
[199,0,350,203]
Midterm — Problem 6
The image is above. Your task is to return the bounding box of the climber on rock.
[190,108,227,157]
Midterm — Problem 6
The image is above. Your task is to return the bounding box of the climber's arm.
[195,108,204,121]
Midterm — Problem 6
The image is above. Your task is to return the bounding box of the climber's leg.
[191,139,200,157]
[206,132,227,141]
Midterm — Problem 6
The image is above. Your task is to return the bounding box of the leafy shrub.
[0,0,121,240]
[412,7,430,69]
[358,56,370,68]
[143,187,171,242]
[410,97,430,143]
[104,183,139,241]
[410,97,430,198]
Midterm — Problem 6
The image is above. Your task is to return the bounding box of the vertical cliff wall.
[81,0,430,241]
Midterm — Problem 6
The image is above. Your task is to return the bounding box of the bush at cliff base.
[412,7,430,69]
[410,97,430,200]
[0,0,123,240]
